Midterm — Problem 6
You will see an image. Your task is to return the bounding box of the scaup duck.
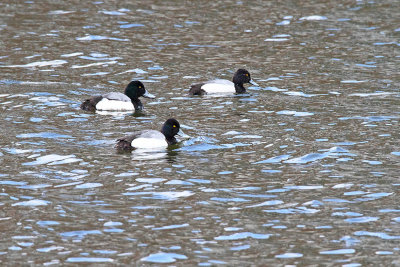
[80,80,155,112]
[116,118,185,151]
[189,69,258,96]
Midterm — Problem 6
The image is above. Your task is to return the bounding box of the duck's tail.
[189,83,206,96]
[80,95,102,111]
[115,139,134,152]
[80,99,95,111]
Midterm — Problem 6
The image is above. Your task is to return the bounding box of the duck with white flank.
[116,118,187,152]
[80,81,155,112]
[189,69,258,96]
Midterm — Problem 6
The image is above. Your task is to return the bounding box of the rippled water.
[0,0,399,265]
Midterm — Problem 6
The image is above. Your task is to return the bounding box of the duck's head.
[232,69,258,86]
[161,118,181,138]
[125,81,156,100]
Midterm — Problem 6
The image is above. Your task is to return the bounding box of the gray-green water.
[0,0,399,265]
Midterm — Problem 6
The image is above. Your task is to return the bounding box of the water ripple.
[12,199,49,206]
[275,253,303,258]
[354,231,400,240]
[319,249,355,255]
[141,252,188,263]
[23,154,82,166]
[214,232,271,240]
[60,230,102,239]
[66,257,114,263]
[2,60,67,68]
[76,35,128,41]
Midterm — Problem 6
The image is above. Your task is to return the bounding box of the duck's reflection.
[122,145,180,163]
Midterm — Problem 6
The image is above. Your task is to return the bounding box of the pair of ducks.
[80,69,258,151]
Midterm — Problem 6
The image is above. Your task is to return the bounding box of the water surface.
[0,0,399,265]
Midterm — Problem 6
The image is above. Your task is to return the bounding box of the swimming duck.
[116,118,185,151]
[80,81,155,111]
[189,69,258,96]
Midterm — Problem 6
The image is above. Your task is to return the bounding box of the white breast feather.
[130,137,168,149]
[96,98,135,111]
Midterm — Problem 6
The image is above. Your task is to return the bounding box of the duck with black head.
[80,80,155,112]
[189,69,258,96]
[116,118,187,152]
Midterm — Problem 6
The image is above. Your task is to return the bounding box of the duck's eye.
[173,125,176,128]
[139,86,142,88]
[245,73,249,76]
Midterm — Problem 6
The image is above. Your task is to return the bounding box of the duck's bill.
[177,129,190,139]
[249,79,259,86]
[143,91,156,99]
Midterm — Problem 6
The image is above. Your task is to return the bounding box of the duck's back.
[207,79,234,85]
[102,92,131,102]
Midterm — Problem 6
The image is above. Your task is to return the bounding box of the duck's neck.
[234,83,246,94]
[132,99,143,110]
[165,136,177,145]
[161,128,177,145]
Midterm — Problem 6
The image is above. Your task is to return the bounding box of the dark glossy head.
[232,69,252,85]
[124,81,155,100]
[161,118,181,139]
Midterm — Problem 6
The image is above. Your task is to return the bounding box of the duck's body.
[80,81,155,112]
[116,118,183,152]
[199,79,236,94]
[189,69,258,96]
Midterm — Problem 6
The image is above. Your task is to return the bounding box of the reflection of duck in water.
[127,149,180,162]
[189,69,258,96]
[80,81,155,112]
